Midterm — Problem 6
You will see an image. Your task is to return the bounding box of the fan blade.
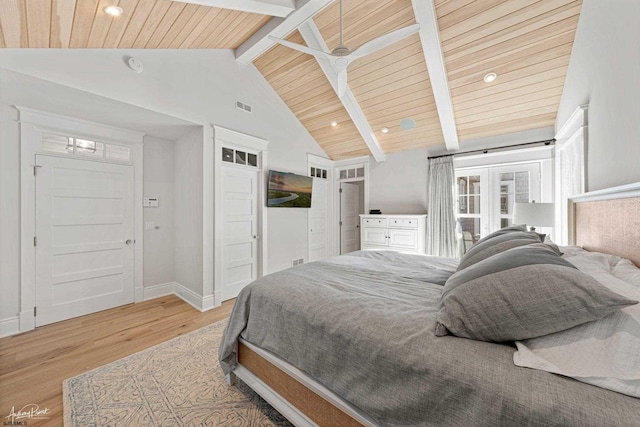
[268,36,331,60]
[349,24,420,60]
[337,68,348,98]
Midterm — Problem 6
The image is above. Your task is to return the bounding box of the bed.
[219,184,640,426]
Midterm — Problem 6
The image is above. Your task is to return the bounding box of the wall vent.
[236,100,252,113]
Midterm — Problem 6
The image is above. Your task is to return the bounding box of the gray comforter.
[219,250,640,426]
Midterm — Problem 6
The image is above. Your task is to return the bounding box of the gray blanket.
[219,251,640,426]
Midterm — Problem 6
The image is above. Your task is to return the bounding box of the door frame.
[17,106,144,333]
[213,126,267,306]
[333,156,370,256]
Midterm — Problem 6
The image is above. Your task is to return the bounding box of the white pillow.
[559,245,589,258]
[514,253,640,398]
[613,258,640,288]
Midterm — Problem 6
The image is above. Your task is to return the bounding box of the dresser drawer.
[362,217,388,228]
[388,217,419,228]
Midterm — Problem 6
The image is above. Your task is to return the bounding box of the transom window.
[222,146,258,168]
[41,132,131,162]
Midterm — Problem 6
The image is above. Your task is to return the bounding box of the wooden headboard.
[570,183,640,267]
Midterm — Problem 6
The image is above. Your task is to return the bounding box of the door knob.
[125,239,133,245]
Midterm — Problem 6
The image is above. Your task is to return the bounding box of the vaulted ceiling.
[0,0,583,161]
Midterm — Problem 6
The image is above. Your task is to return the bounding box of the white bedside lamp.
[513,202,555,231]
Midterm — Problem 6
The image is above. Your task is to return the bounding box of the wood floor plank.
[0,295,235,427]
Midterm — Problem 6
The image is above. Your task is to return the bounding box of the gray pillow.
[471,224,527,247]
[435,243,638,342]
[457,230,542,271]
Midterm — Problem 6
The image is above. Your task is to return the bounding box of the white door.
[456,163,541,246]
[340,182,361,254]
[222,166,259,301]
[308,178,328,262]
[35,155,134,326]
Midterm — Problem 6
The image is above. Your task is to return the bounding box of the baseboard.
[0,316,20,338]
[143,282,216,312]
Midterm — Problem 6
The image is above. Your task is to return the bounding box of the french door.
[456,163,540,247]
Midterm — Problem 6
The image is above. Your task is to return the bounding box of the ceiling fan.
[269,0,420,98]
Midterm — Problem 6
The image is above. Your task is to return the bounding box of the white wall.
[143,136,175,288]
[369,148,429,214]
[174,128,205,295]
[556,0,640,191]
[0,49,327,319]
[0,104,20,322]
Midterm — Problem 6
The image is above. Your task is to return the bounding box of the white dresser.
[359,214,427,254]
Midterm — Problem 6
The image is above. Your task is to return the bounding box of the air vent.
[236,100,252,113]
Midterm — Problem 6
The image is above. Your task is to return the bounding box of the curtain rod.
[427,138,555,160]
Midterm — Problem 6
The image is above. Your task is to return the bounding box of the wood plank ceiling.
[0,0,583,160]
[0,0,270,49]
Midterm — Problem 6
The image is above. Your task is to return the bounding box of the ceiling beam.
[235,0,333,64]
[298,20,386,162]
[411,0,459,151]
[172,0,295,18]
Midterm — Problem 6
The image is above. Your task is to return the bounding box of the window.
[221,146,259,168]
[40,132,131,162]
[337,166,365,181]
[310,167,328,180]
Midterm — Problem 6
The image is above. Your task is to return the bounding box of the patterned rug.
[63,319,292,426]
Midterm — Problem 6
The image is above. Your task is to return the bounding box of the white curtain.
[427,156,458,257]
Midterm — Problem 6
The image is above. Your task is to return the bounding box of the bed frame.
[227,182,640,427]
[568,182,640,267]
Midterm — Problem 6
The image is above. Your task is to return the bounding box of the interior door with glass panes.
[456,163,540,249]
[490,163,540,231]
[456,169,489,251]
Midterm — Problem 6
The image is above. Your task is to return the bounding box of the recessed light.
[330,121,338,127]
[381,127,389,133]
[483,72,497,83]
[104,5,124,16]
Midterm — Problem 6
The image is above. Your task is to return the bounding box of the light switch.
[143,197,159,207]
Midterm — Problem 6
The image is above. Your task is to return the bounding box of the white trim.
[333,155,370,168]
[203,126,215,308]
[332,157,370,255]
[143,282,215,312]
[411,0,459,151]
[555,105,588,141]
[567,182,640,245]
[213,125,268,304]
[569,181,640,203]
[235,0,333,64]
[237,339,378,427]
[15,106,145,334]
[172,0,295,17]
[298,20,387,162]
[0,316,20,338]
[16,105,145,145]
[555,105,588,244]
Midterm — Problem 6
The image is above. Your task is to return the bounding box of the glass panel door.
[455,163,541,252]
[489,164,540,232]
[455,168,488,251]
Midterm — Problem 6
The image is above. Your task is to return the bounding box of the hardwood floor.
[0,295,235,427]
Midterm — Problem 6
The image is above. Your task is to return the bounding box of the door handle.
[125,239,133,245]
[253,235,261,239]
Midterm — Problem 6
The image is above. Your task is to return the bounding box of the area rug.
[63,319,292,426]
